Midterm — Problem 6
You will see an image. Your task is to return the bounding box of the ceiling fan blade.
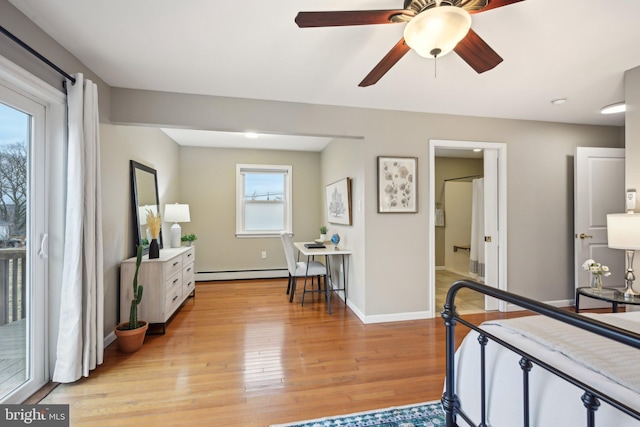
[454,29,503,73]
[359,38,411,87]
[295,10,411,28]
[470,0,525,14]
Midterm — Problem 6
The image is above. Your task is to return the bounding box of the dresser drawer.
[183,269,195,297]
[164,254,183,278]
[165,285,183,315]
[166,270,182,295]
[182,247,195,265]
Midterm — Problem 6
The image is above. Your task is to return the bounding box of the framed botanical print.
[377,156,418,213]
[325,177,352,225]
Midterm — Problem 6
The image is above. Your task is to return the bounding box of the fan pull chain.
[431,48,442,79]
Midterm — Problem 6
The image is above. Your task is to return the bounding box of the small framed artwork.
[377,156,418,213]
[325,177,352,225]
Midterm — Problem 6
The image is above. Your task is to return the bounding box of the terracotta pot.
[114,321,148,353]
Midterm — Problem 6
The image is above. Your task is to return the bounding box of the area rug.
[270,400,445,427]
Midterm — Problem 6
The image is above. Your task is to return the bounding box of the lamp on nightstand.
[164,203,190,248]
[607,212,640,299]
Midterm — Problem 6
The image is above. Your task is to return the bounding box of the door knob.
[578,233,593,239]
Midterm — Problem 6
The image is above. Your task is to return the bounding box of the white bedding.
[453,311,640,427]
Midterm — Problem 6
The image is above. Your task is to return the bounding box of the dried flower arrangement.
[146,209,161,239]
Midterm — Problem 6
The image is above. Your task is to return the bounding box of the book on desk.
[304,243,326,249]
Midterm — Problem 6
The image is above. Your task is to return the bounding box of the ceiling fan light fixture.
[403,6,472,59]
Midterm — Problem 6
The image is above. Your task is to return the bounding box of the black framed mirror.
[130,160,162,254]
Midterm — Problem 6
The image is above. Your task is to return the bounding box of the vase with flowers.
[146,208,161,259]
[582,258,611,293]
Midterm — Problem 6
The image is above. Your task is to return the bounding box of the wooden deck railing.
[0,248,26,325]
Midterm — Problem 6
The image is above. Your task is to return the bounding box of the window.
[236,164,292,237]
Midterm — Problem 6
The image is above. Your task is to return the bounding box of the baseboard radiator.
[196,269,288,281]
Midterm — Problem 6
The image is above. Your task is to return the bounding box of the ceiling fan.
[295,0,525,87]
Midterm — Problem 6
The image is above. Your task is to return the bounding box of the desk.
[293,242,352,314]
[575,286,640,313]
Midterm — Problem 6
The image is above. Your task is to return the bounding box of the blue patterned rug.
[270,401,445,427]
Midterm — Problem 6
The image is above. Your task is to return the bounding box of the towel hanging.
[435,207,445,227]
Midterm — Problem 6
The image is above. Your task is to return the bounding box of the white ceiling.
[9,0,640,150]
[160,128,333,152]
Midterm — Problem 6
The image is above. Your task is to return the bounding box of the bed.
[442,280,640,427]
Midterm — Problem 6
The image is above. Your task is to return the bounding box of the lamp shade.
[403,5,471,58]
[607,213,640,250]
[164,203,191,223]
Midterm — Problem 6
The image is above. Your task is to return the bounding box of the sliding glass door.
[0,82,47,403]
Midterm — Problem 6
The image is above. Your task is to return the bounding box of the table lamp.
[606,212,640,299]
[164,203,190,248]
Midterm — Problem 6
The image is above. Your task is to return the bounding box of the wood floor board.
[38,278,534,426]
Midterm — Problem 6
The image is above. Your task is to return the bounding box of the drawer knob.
[172,295,179,302]
[173,278,178,284]
[173,261,179,266]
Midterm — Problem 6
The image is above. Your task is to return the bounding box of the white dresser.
[120,246,195,334]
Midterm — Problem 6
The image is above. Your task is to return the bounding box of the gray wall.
[110,89,623,317]
[625,66,640,312]
[100,124,181,328]
[178,146,322,275]
[320,138,366,314]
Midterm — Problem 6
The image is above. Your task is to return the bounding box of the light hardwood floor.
[40,278,524,426]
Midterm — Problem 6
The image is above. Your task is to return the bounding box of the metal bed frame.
[441,280,640,427]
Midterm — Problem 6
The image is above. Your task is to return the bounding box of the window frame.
[236,164,292,238]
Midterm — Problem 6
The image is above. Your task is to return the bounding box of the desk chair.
[279,232,327,305]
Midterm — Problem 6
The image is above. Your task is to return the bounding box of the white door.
[574,147,625,309]
[483,149,499,310]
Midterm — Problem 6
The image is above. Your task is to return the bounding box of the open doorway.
[428,139,508,316]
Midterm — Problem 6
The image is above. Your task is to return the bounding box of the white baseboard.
[347,299,435,324]
[196,269,288,281]
[104,331,116,349]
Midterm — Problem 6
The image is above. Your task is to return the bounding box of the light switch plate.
[627,189,636,211]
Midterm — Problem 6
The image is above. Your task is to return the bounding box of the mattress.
[452,311,640,426]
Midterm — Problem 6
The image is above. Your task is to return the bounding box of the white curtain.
[469,178,485,282]
[53,74,104,383]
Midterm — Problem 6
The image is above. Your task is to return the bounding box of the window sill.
[235,232,287,239]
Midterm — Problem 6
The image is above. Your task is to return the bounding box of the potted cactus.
[114,245,148,353]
